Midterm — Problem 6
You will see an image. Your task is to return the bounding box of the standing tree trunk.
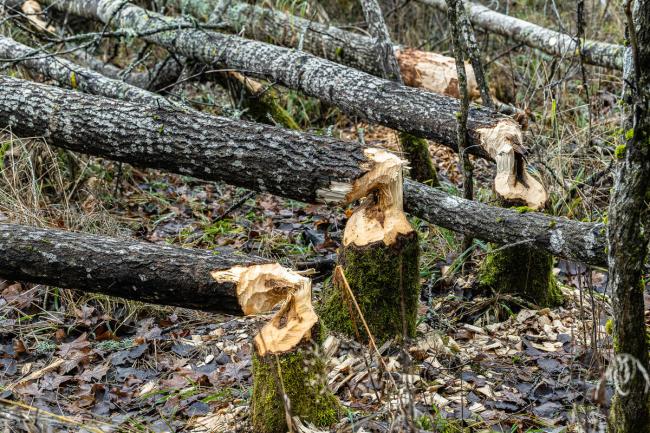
[321,149,420,343]
[607,2,650,431]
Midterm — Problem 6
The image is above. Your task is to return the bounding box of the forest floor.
[0,130,615,433]
[0,0,633,431]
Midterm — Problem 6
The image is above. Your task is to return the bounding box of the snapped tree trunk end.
[215,267,340,433]
[321,149,421,343]
[476,122,561,307]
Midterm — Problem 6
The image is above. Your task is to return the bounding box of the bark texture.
[0,36,177,108]
[72,51,183,91]
[420,0,624,70]
[0,76,607,265]
[0,75,366,205]
[251,324,339,433]
[403,180,606,266]
[41,0,511,159]
[607,1,650,430]
[0,223,268,313]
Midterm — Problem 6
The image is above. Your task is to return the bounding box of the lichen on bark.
[251,324,340,433]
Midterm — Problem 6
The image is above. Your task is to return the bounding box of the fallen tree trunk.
[41,0,508,159]
[0,36,179,108]
[1,222,340,416]
[72,51,184,91]
[0,76,607,265]
[0,75,367,205]
[0,223,265,314]
[419,0,624,70]
[403,180,606,266]
[166,0,480,98]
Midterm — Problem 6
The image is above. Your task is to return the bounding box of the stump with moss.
[478,242,562,307]
[399,132,440,186]
[220,267,339,433]
[473,123,562,307]
[320,149,421,343]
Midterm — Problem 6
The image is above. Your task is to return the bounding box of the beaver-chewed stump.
[473,121,563,307]
[213,265,339,433]
[320,149,420,344]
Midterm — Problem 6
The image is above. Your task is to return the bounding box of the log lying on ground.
[165,0,480,98]
[0,36,179,108]
[0,75,607,265]
[0,223,269,315]
[0,75,367,204]
[0,222,340,427]
[403,180,606,266]
[419,0,624,70]
[72,51,184,91]
[42,0,506,158]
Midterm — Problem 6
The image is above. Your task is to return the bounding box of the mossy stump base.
[477,243,562,307]
[251,323,340,433]
[399,132,439,187]
[320,231,420,343]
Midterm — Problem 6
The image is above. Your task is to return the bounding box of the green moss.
[548,220,557,228]
[477,243,563,308]
[246,88,300,130]
[399,132,440,187]
[606,318,614,335]
[251,328,340,433]
[615,144,627,159]
[625,128,635,140]
[513,206,533,213]
[319,232,420,344]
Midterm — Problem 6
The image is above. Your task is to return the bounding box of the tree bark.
[72,50,184,91]
[40,0,511,159]
[358,0,438,185]
[607,1,650,431]
[165,0,480,97]
[0,75,367,205]
[0,36,178,108]
[402,180,606,266]
[0,76,608,266]
[419,0,624,70]
[0,223,268,314]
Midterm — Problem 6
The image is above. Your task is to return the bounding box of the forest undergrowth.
[0,0,636,432]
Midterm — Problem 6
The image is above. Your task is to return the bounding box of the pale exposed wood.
[20,0,55,33]
[213,265,318,356]
[477,120,547,209]
[396,49,479,99]
[343,148,413,247]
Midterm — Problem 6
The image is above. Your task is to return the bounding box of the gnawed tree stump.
[321,149,420,343]
[474,124,562,307]
[212,267,339,433]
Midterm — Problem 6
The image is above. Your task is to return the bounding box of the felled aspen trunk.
[212,268,339,433]
[0,76,608,266]
[321,149,420,343]
[475,123,562,307]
